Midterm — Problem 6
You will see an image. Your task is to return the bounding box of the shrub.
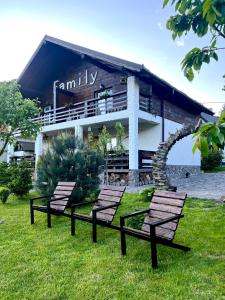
[36,134,103,203]
[201,151,223,171]
[8,161,33,196]
[127,211,145,230]
[0,162,11,185]
[0,186,10,204]
[139,187,156,202]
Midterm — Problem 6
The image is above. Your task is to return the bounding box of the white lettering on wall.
[53,69,98,91]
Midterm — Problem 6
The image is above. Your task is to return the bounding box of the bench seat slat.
[56,186,75,191]
[143,216,178,230]
[150,203,182,215]
[142,224,174,240]
[98,194,121,202]
[100,190,123,197]
[154,190,186,200]
[58,182,76,187]
[152,196,184,207]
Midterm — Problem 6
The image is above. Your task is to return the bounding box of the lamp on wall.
[99,84,105,89]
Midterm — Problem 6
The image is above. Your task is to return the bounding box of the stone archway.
[152,121,201,190]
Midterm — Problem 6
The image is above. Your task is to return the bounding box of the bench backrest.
[50,182,76,212]
[91,185,126,223]
[141,190,187,241]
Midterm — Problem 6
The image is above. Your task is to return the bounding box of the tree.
[0,80,40,157]
[163,0,225,86]
[163,0,225,155]
[192,111,225,155]
[36,134,103,203]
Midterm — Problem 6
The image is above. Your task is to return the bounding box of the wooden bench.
[71,185,126,242]
[120,190,190,268]
[30,182,76,228]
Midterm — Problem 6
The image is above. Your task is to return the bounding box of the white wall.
[165,119,200,166]
[138,122,162,151]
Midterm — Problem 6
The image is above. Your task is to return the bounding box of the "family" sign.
[53,69,98,91]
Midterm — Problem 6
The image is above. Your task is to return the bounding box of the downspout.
[161,99,165,142]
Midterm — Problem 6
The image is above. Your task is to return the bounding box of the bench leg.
[121,229,126,255]
[30,206,34,225]
[47,210,51,228]
[150,240,158,269]
[150,225,158,268]
[92,212,97,243]
[71,216,75,236]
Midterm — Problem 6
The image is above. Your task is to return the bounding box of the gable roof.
[18,35,213,115]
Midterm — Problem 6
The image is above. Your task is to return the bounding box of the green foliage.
[87,122,126,156]
[193,113,225,156]
[163,0,225,87]
[201,150,223,170]
[36,134,103,203]
[139,187,156,202]
[114,122,126,155]
[0,80,40,156]
[0,186,10,204]
[95,126,112,157]
[8,161,33,196]
[126,211,145,230]
[0,162,11,185]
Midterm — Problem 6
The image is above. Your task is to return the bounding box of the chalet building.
[16,35,213,186]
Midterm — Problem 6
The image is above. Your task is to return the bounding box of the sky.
[0,0,225,115]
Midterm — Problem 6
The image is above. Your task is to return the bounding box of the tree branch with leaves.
[0,80,41,157]
[163,0,225,86]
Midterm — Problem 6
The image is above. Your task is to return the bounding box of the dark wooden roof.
[18,35,213,115]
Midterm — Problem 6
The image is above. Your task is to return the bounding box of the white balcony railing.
[33,91,127,126]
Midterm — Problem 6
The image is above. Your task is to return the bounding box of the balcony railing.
[33,90,153,126]
[33,91,127,126]
[139,94,152,113]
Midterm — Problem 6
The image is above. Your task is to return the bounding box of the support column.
[35,133,43,165]
[6,144,14,163]
[127,76,139,186]
[75,125,83,141]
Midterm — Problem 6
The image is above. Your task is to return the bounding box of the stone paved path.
[126,172,225,200]
[172,172,225,200]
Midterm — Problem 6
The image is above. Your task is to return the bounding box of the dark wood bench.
[30,181,76,228]
[120,190,190,268]
[71,185,126,242]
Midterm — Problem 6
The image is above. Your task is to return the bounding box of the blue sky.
[1,0,224,114]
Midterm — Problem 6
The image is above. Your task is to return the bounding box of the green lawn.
[204,166,225,173]
[0,193,225,300]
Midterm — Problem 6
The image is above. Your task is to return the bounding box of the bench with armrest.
[120,190,190,269]
[71,185,126,242]
[30,181,76,228]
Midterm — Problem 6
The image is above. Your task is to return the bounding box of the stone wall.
[166,165,201,186]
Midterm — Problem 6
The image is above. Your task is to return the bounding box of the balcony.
[33,91,152,126]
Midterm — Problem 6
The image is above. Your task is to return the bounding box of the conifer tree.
[36,134,103,202]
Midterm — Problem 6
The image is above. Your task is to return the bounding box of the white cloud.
[157,22,163,30]
[175,40,184,47]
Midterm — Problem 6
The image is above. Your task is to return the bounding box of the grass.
[0,193,225,299]
[204,166,225,173]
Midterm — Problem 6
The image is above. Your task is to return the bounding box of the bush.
[139,187,156,202]
[8,161,33,196]
[127,211,145,230]
[201,151,223,171]
[36,134,103,203]
[0,186,10,204]
[0,162,11,185]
